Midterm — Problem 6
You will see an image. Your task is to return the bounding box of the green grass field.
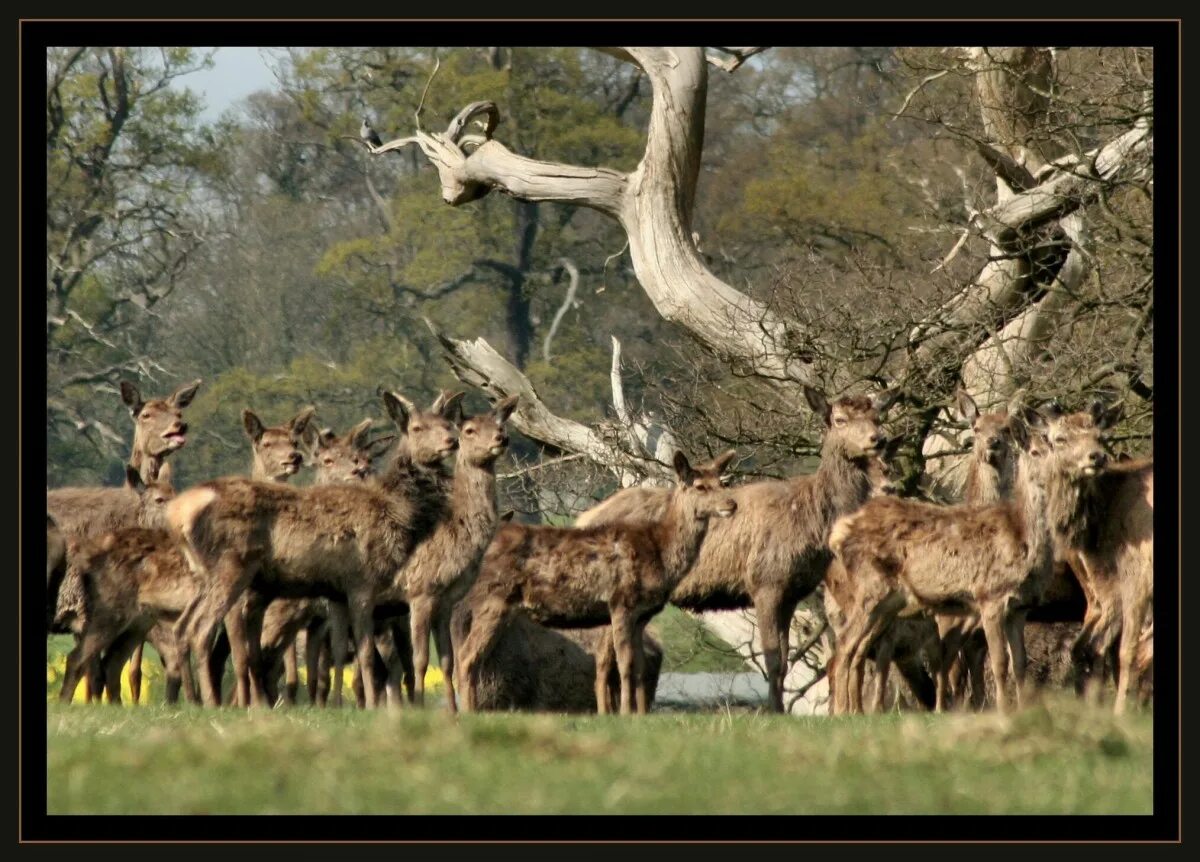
[46,695,1152,815]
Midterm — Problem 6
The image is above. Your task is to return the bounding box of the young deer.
[1041,402,1153,714]
[395,394,517,712]
[47,378,200,636]
[167,390,460,707]
[829,406,1104,713]
[201,405,316,707]
[454,449,737,715]
[576,387,895,713]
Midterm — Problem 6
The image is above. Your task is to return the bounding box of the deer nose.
[869,432,885,448]
[1089,450,1108,468]
[287,452,303,465]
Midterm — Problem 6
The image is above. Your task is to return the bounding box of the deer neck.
[128,446,163,484]
[809,439,874,517]
[963,456,1011,505]
[1011,457,1054,571]
[1042,458,1095,550]
[450,455,499,545]
[652,492,711,587]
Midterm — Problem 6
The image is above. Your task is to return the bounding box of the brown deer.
[47,378,200,636]
[167,389,461,707]
[454,449,737,715]
[470,618,664,713]
[200,405,316,707]
[824,442,939,715]
[829,406,1105,714]
[1041,402,1153,714]
[59,527,202,704]
[576,387,895,713]
[47,516,67,629]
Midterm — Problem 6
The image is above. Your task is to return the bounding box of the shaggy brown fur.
[167,390,461,707]
[577,387,895,712]
[454,449,738,715]
[830,409,1104,714]
[58,528,200,704]
[47,516,67,629]
[1041,403,1153,714]
[48,466,175,638]
[471,619,663,713]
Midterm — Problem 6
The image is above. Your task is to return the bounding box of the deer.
[575,386,896,713]
[166,389,461,707]
[189,405,317,707]
[828,405,1107,714]
[823,441,940,715]
[47,379,200,639]
[259,420,399,707]
[454,449,738,715]
[47,516,67,630]
[469,617,664,713]
[1039,402,1153,715]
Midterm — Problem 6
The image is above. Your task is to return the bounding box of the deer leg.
[184,552,255,708]
[934,617,963,713]
[593,633,615,715]
[395,617,416,704]
[872,635,894,714]
[347,595,380,709]
[61,625,113,704]
[242,594,270,708]
[632,620,651,715]
[456,601,506,713]
[1115,600,1149,716]
[1004,608,1029,709]
[609,608,638,716]
[980,605,1010,714]
[102,628,147,706]
[282,639,299,706]
[372,623,405,709]
[223,603,251,708]
[407,595,435,708]
[126,640,145,704]
[305,619,326,706]
[326,603,350,708]
[754,594,786,713]
[433,610,457,714]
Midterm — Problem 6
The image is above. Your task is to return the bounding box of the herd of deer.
[45,376,1153,718]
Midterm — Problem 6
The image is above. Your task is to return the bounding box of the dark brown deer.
[58,527,201,704]
[167,390,460,707]
[829,407,1105,713]
[454,449,737,715]
[47,378,198,701]
[200,405,316,707]
[47,516,67,630]
[576,387,895,713]
[1041,402,1153,715]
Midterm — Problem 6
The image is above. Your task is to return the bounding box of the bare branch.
[542,258,580,363]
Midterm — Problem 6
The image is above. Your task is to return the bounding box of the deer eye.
[833,417,847,427]
[140,412,151,420]
[410,424,423,432]
[154,496,166,504]
[464,427,476,436]
[1053,435,1067,445]
[323,458,334,466]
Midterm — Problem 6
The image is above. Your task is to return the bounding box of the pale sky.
[185,47,279,120]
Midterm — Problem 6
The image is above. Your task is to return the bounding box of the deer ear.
[1090,398,1120,430]
[349,418,374,449]
[242,409,266,443]
[434,390,466,421]
[672,450,693,483]
[499,509,515,523]
[494,394,519,424]
[803,386,831,426]
[708,449,737,475]
[1041,400,1065,420]
[363,434,396,461]
[871,387,900,415]
[169,379,202,409]
[955,389,979,425]
[382,390,414,431]
[120,381,144,417]
[124,464,145,492]
[291,406,317,438]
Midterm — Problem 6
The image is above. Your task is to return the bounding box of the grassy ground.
[46,695,1151,815]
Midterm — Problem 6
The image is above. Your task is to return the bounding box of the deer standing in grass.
[454,449,737,715]
[167,390,460,707]
[576,387,895,713]
[1041,402,1153,715]
[829,406,1107,714]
